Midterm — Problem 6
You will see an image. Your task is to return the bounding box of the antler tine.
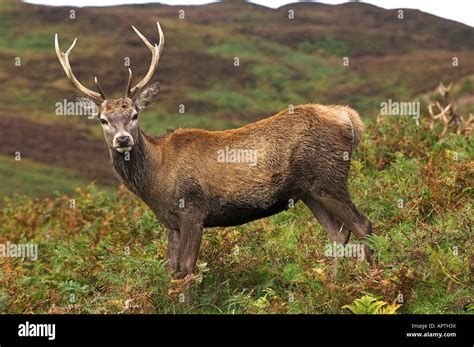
[438,83,446,97]
[439,103,451,122]
[128,21,164,97]
[428,103,436,117]
[94,77,107,99]
[435,101,451,116]
[441,104,452,122]
[428,102,452,131]
[131,24,155,51]
[428,102,443,119]
[440,104,452,135]
[55,33,104,102]
[438,81,453,98]
[428,104,435,127]
[446,81,453,92]
[125,68,133,97]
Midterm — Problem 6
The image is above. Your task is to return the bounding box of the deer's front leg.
[178,219,203,276]
[167,228,180,274]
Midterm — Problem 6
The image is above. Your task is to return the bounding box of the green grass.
[0,88,49,113]
[0,26,53,53]
[187,89,252,113]
[0,117,472,314]
[207,40,266,60]
[298,35,350,56]
[0,154,102,200]
[140,106,244,133]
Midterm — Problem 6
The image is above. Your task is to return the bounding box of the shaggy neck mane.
[110,129,154,201]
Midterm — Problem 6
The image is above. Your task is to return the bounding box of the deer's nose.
[116,135,130,145]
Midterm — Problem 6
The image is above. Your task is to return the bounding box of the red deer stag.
[427,82,473,136]
[55,22,373,280]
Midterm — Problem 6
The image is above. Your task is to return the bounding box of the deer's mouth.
[115,146,132,153]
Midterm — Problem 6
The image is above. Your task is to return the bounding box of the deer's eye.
[100,118,108,125]
[132,114,138,121]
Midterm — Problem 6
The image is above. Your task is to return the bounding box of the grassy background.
[0,154,94,198]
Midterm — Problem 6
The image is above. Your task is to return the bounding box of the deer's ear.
[74,95,100,118]
[134,82,160,111]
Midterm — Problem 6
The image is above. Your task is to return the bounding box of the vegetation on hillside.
[1,114,471,313]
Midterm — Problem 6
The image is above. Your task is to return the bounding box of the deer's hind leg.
[303,196,351,245]
[304,183,373,261]
[317,192,373,261]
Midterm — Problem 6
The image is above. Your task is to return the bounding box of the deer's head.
[55,22,164,153]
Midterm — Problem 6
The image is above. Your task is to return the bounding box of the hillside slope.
[0,0,473,195]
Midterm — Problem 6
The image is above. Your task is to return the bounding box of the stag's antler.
[438,81,453,98]
[127,22,164,98]
[425,81,472,137]
[55,22,164,102]
[428,102,452,135]
[55,34,106,102]
[428,102,451,121]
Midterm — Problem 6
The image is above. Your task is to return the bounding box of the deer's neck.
[110,129,158,202]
